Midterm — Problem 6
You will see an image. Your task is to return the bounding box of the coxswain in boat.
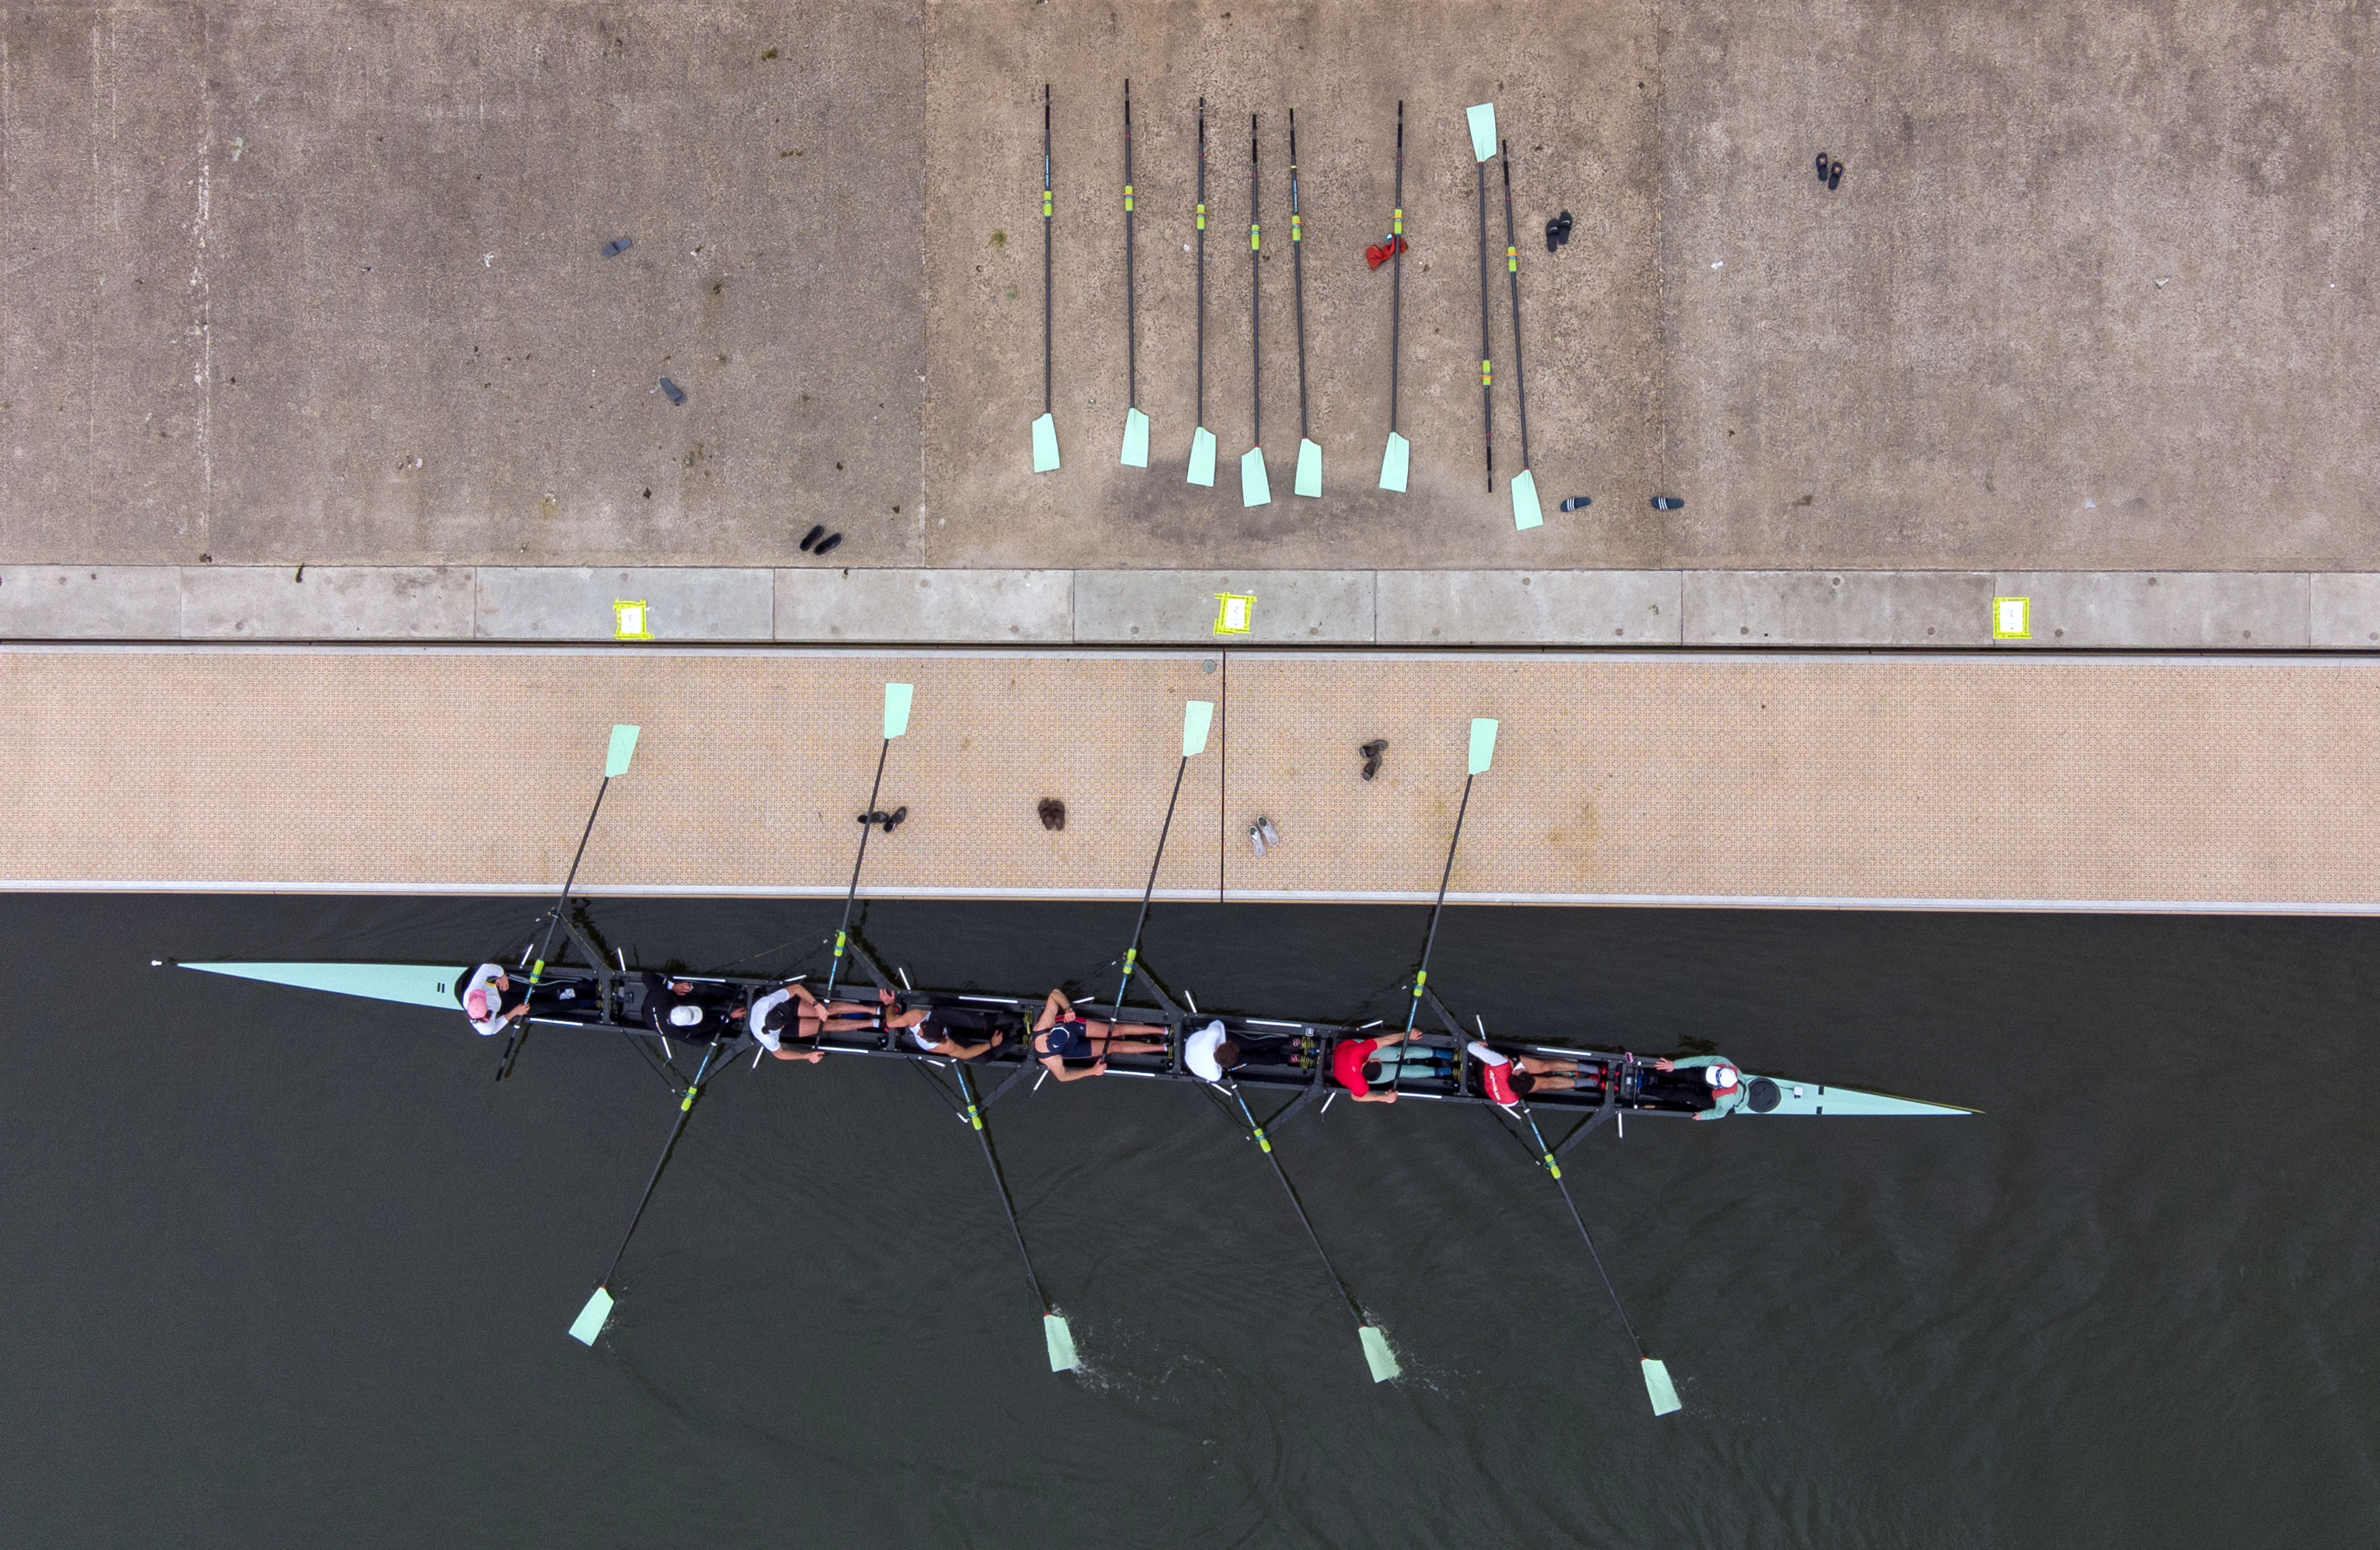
[1636,1055,1747,1119]
[1465,1041,1595,1106]
[640,974,746,1045]
[1326,1029,1436,1103]
[462,961,531,1037]
[1031,989,1166,1082]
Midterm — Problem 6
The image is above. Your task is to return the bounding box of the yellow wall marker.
[1993,596,2031,639]
[1213,593,1255,634]
[613,600,653,640]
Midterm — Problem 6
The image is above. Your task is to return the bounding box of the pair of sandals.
[1816,153,1845,190]
[800,524,844,557]
[856,805,909,833]
[1542,209,1574,252]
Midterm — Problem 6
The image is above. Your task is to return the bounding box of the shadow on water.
[2,894,2376,1548]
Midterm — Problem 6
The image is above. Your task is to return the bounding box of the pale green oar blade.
[1182,699,1215,757]
[1511,469,1544,530]
[1294,438,1323,497]
[1642,1357,1683,1416]
[569,1286,614,1346]
[1359,1323,1401,1384]
[1378,431,1410,493]
[882,682,914,740]
[1241,447,1272,507]
[1468,717,1499,774]
[1121,406,1151,468]
[1031,413,1061,472]
[1188,426,1218,486]
[1466,102,1498,163]
[1044,1313,1080,1372]
[603,724,640,778]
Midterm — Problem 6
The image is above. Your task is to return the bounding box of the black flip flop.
[1817,153,1831,182]
[880,805,908,833]
[800,524,825,551]
[1555,210,1574,245]
[1545,218,1561,254]
[1651,495,1685,511]
[1559,495,1591,512]
[1828,162,1843,190]
[813,532,842,556]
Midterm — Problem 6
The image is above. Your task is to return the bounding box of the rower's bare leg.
[1528,1074,1579,1092]
[1517,1056,1577,1076]
[1085,1022,1168,1055]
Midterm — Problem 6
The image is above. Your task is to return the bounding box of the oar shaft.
[1475,155,1493,492]
[1290,108,1308,441]
[826,738,891,998]
[1123,80,1137,407]
[1195,99,1206,427]
[1230,1087,1367,1324]
[1043,84,1054,416]
[956,1064,1053,1313]
[1518,1103,1646,1359]
[499,772,613,1080]
[596,1036,727,1289]
[1500,140,1531,468]
[1118,754,1190,1003]
[1249,114,1261,447]
[1387,100,1404,435]
[1403,772,1474,1036]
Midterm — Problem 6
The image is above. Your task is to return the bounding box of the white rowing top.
[1185,1021,1229,1082]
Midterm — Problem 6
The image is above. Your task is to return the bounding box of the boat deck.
[10,642,2380,911]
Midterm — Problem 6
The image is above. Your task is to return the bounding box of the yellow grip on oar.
[1413,970,1427,991]
[965,1104,983,1131]
[529,959,546,983]
[1506,244,1518,272]
[1250,223,1259,251]
[1392,206,1403,234]
[832,930,847,959]
[681,1089,697,1112]
[1291,214,1302,243]
[1254,1127,1271,1154]
[1481,358,1492,388]
[1196,202,1206,230]
[1542,1154,1561,1179]
[1042,190,1053,218]
[1123,183,1134,211]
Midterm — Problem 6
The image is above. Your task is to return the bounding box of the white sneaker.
[1249,824,1267,857]
[1257,817,1280,847]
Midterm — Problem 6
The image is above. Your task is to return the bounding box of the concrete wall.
[4,565,2373,648]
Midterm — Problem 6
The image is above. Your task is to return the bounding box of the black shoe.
[880,805,908,833]
[859,810,886,825]
[1359,739,1388,759]
[1362,756,1381,782]
[1559,495,1591,512]
[800,524,826,551]
[1555,210,1573,245]
[813,532,843,556]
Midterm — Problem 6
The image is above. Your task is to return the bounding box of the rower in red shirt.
[1327,1029,1418,1103]
[1466,1041,1598,1107]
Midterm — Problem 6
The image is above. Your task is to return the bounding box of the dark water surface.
[4,895,2375,1548]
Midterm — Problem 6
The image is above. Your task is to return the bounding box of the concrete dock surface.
[3,0,2373,576]
[9,644,2374,912]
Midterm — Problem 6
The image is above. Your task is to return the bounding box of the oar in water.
[569,1029,734,1346]
[953,1061,1080,1371]
[1115,700,1215,1004]
[1505,1089,1681,1416]
[1391,717,1497,1093]
[1032,84,1060,473]
[498,723,639,1082]
[826,683,914,999]
[1220,1082,1399,1382]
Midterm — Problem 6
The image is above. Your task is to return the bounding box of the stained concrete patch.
[1073,570,1374,643]
[774,569,1071,642]
[1995,573,2312,648]
[0,567,181,638]
[1376,570,1679,644]
[1683,571,1992,646]
[475,568,772,641]
[182,566,475,639]
[2311,574,2380,649]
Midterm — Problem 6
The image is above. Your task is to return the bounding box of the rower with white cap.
[639,975,745,1046]
[461,961,531,1038]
